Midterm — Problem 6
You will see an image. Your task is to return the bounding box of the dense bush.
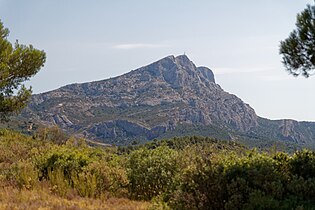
[1,129,315,209]
[127,145,179,200]
[289,150,315,179]
[168,150,315,210]
[72,161,128,198]
[34,145,96,180]
[33,144,128,198]
[0,129,128,198]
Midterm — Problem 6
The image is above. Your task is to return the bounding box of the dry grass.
[0,186,150,210]
[0,130,150,210]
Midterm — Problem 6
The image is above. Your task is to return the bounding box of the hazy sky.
[1,0,315,121]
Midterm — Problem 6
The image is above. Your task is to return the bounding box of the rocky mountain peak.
[21,55,263,145]
[136,54,216,90]
[175,54,194,68]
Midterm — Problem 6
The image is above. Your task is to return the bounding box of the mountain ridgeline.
[21,55,315,147]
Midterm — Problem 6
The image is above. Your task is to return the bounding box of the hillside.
[19,55,315,147]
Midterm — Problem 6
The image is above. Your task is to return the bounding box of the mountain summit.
[21,55,315,147]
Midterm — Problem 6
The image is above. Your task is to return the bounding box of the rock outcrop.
[19,55,315,147]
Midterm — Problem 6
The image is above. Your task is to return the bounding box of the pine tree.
[280,3,315,77]
[0,20,46,120]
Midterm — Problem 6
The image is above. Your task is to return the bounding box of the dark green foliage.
[158,123,232,141]
[1,129,315,208]
[169,149,227,210]
[146,135,244,151]
[280,3,315,77]
[35,145,95,181]
[223,154,286,210]
[118,135,246,154]
[127,146,179,200]
[0,20,46,120]
[289,150,315,179]
[168,150,315,209]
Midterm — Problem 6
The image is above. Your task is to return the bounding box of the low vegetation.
[1,128,315,209]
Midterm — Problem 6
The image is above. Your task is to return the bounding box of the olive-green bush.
[127,145,179,200]
[168,150,315,210]
[1,129,315,209]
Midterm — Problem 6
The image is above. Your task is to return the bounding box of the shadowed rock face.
[19,55,315,147]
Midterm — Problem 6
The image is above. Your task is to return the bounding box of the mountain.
[19,55,315,147]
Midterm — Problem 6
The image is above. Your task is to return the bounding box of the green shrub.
[242,190,280,210]
[0,129,44,164]
[224,153,286,208]
[168,149,226,210]
[286,176,315,205]
[127,145,179,200]
[289,150,315,179]
[72,161,128,198]
[168,151,314,210]
[2,129,315,209]
[34,145,98,181]
[32,143,128,198]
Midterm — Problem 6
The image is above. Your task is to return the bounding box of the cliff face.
[249,118,315,147]
[20,55,315,147]
[21,55,259,144]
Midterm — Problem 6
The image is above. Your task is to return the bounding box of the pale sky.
[1,0,315,121]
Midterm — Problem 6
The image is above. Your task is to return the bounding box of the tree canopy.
[0,20,46,120]
[279,3,315,77]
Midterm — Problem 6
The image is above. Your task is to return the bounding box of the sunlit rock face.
[22,55,315,147]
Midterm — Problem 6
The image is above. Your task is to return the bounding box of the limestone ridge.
[21,55,258,143]
[20,55,315,147]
